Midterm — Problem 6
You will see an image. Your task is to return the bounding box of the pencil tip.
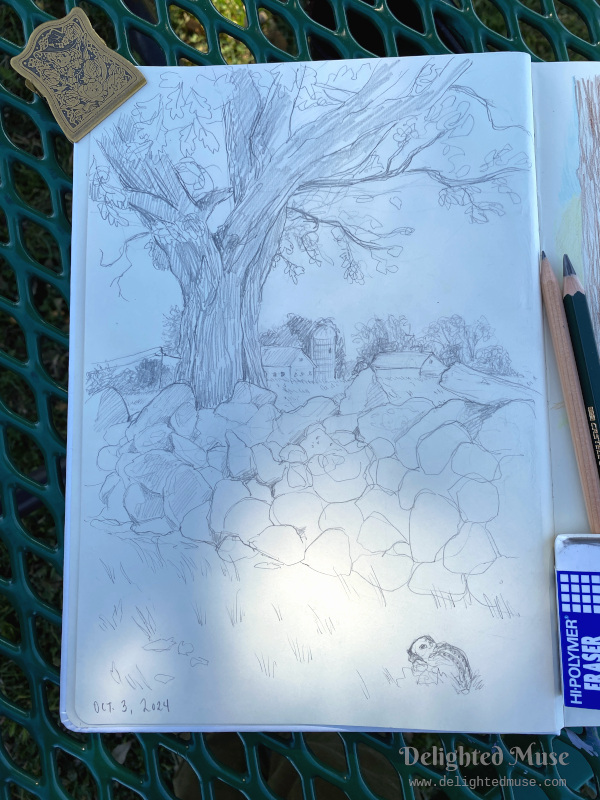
[563,254,576,276]
[541,250,547,260]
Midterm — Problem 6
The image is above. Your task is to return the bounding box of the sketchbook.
[61,52,600,733]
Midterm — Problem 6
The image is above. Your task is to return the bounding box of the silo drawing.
[311,323,336,381]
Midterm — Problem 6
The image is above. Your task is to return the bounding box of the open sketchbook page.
[62,53,560,733]
[533,62,600,728]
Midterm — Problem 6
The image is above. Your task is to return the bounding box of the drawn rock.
[218,535,258,561]
[226,431,256,480]
[180,501,212,541]
[441,364,531,405]
[466,556,513,606]
[443,522,497,575]
[398,463,458,510]
[132,516,176,536]
[311,471,367,503]
[235,403,279,448]
[270,491,323,545]
[252,444,285,485]
[103,422,129,446]
[170,400,197,437]
[308,445,371,482]
[124,483,164,522]
[319,501,363,536]
[416,422,471,475]
[323,413,358,435]
[251,525,305,565]
[368,438,396,459]
[356,487,407,533]
[477,400,534,455]
[303,529,352,576]
[129,383,194,437]
[99,471,120,504]
[358,515,405,553]
[409,492,460,562]
[451,442,499,481]
[394,399,471,469]
[164,465,211,526]
[358,398,432,445]
[339,368,389,414]
[134,422,173,453]
[216,400,258,425]
[171,433,207,469]
[231,380,277,408]
[115,450,138,484]
[100,475,129,523]
[270,397,338,446]
[206,445,227,473]
[353,552,413,591]
[455,479,499,523]
[223,498,272,542]
[330,431,356,447]
[376,456,408,492]
[124,450,181,493]
[272,464,312,496]
[193,409,230,448]
[97,445,119,472]
[178,641,194,655]
[200,466,223,488]
[279,444,308,463]
[298,426,339,457]
[409,560,467,599]
[89,387,129,433]
[210,479,251,534]
[245,479,272,503]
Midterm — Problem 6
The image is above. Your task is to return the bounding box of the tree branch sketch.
[81,58,537,708]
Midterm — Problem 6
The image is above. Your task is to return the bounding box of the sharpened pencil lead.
[542,250,547,260]
[564,254,576,277]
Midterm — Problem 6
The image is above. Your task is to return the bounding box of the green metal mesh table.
[2,0,600,797]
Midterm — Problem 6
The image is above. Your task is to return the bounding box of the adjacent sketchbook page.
[63,53,561,732]
[533,61,600,728]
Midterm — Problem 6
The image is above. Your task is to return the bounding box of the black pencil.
[563,253,600,479]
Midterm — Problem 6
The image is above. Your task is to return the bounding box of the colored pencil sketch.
[78,57,537,707]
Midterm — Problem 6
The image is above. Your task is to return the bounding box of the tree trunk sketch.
[576,77,600,342]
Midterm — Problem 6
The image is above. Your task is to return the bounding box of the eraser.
[556,535,600,709]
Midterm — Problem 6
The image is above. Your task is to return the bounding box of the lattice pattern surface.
[2,0,600,797]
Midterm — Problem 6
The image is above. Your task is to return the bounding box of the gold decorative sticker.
[11,8,146,143]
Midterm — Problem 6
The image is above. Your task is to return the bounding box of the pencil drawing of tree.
[576,77,600,343]
[91,58,529,407]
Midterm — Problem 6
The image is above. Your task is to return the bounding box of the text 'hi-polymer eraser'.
[556,534,600,709]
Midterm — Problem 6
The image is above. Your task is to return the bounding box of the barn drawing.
[261,346,316,380]
[371,352,445,378]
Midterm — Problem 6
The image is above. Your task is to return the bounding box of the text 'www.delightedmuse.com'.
[409,776,567,789]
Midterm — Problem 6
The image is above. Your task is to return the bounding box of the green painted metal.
[1,0,600,797]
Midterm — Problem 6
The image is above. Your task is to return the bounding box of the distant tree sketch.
[576,77,600,342]
[91,58,529,408]
[419,315,517,375]
[353,315,417,372]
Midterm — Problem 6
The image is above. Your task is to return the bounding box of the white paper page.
[533,62,600,728]
[63,53,560,733]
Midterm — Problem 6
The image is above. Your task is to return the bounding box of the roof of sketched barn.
[372,352,442,369]
[261,346,315,368]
